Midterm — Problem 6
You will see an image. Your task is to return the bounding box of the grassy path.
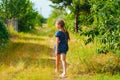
[0,27,56,80]
[1,26,120,80]
[0,26,80,80]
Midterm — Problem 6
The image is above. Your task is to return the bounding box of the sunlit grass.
[0,27,55,80]
[0,26,120,80]
[75,73,120,80]
[66,33,120,80]
[0,63,54,80]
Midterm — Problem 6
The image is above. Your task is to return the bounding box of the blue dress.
[54,30,69,54]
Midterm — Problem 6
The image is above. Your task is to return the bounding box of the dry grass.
[0,26,120,80]
[0,27,55,80]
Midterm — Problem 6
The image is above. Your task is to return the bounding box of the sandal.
[59,73,66,78]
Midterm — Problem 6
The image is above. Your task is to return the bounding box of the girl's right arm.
[55,37,59,54]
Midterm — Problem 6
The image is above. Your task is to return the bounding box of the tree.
[50,0,120,54]
[36,13,46,27]
[18,10,38,32]
[50,0,90,32]
[47,7,67,28]
[0,0,33,19]
[82,0,120,54]
[0,0,9,20]
[0,0,45,32]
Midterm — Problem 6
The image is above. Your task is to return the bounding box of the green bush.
[18,11,37,32]
[18,11,45,32]
[0,20,9,48]
[81,0,120,54]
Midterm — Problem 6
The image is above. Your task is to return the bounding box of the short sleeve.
[55,31,61,37]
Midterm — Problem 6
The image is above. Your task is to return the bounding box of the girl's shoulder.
[55,30,62,37]
[56,30,62,34]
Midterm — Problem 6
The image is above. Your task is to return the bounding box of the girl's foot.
[59,73,66,78]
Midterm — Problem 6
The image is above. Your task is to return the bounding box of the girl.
[54,19,70,77]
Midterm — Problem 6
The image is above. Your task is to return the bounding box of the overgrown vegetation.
[0,20,9,48]
[0,0,45,49]
[67,34,120,74]
[48,0,120,76]
[82,0,120,54]
[0,27,54,80]
[0,0,120,79]
[0,26,120,80]
[0,0,45,32]
[50,0,120,55]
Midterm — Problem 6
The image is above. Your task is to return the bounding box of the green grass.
[0,27,55,80]
[75,73,120,80]
[0,26,120,80]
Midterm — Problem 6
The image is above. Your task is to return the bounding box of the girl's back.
[55,30,69,52]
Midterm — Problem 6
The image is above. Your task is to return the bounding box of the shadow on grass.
[0,41,55,68]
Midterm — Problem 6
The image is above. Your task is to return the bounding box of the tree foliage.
[0,20,9,48]
[50,0,90,32]
[47,8,67,28]
[82,0,120,54]
[0,0,45,32]
[50,0,120,54]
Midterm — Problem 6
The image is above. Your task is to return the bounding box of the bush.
[18,11,45,32]
[81,0,120,54]
[0,20,9,48]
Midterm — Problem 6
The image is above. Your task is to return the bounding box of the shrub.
[81,0,120,54]
[0,20,9,48]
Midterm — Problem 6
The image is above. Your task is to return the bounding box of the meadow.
[0,26,120,80]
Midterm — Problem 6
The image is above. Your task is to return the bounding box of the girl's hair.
[56,19,70,40]
[56,19,65,28]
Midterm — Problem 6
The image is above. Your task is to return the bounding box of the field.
[0,26,120,80]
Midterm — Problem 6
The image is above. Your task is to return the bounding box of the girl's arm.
[55,37,59,54]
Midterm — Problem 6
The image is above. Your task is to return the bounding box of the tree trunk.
[75,12,79,33]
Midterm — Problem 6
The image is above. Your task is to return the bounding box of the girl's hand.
[55,50,58,54]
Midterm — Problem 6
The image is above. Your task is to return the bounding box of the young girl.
[54,19,70,77]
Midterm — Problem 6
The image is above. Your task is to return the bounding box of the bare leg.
[61,54,66,76]
[55,54,60,72]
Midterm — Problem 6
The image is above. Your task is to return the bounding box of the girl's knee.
[61,54,66,59]
[61,58,66,62]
